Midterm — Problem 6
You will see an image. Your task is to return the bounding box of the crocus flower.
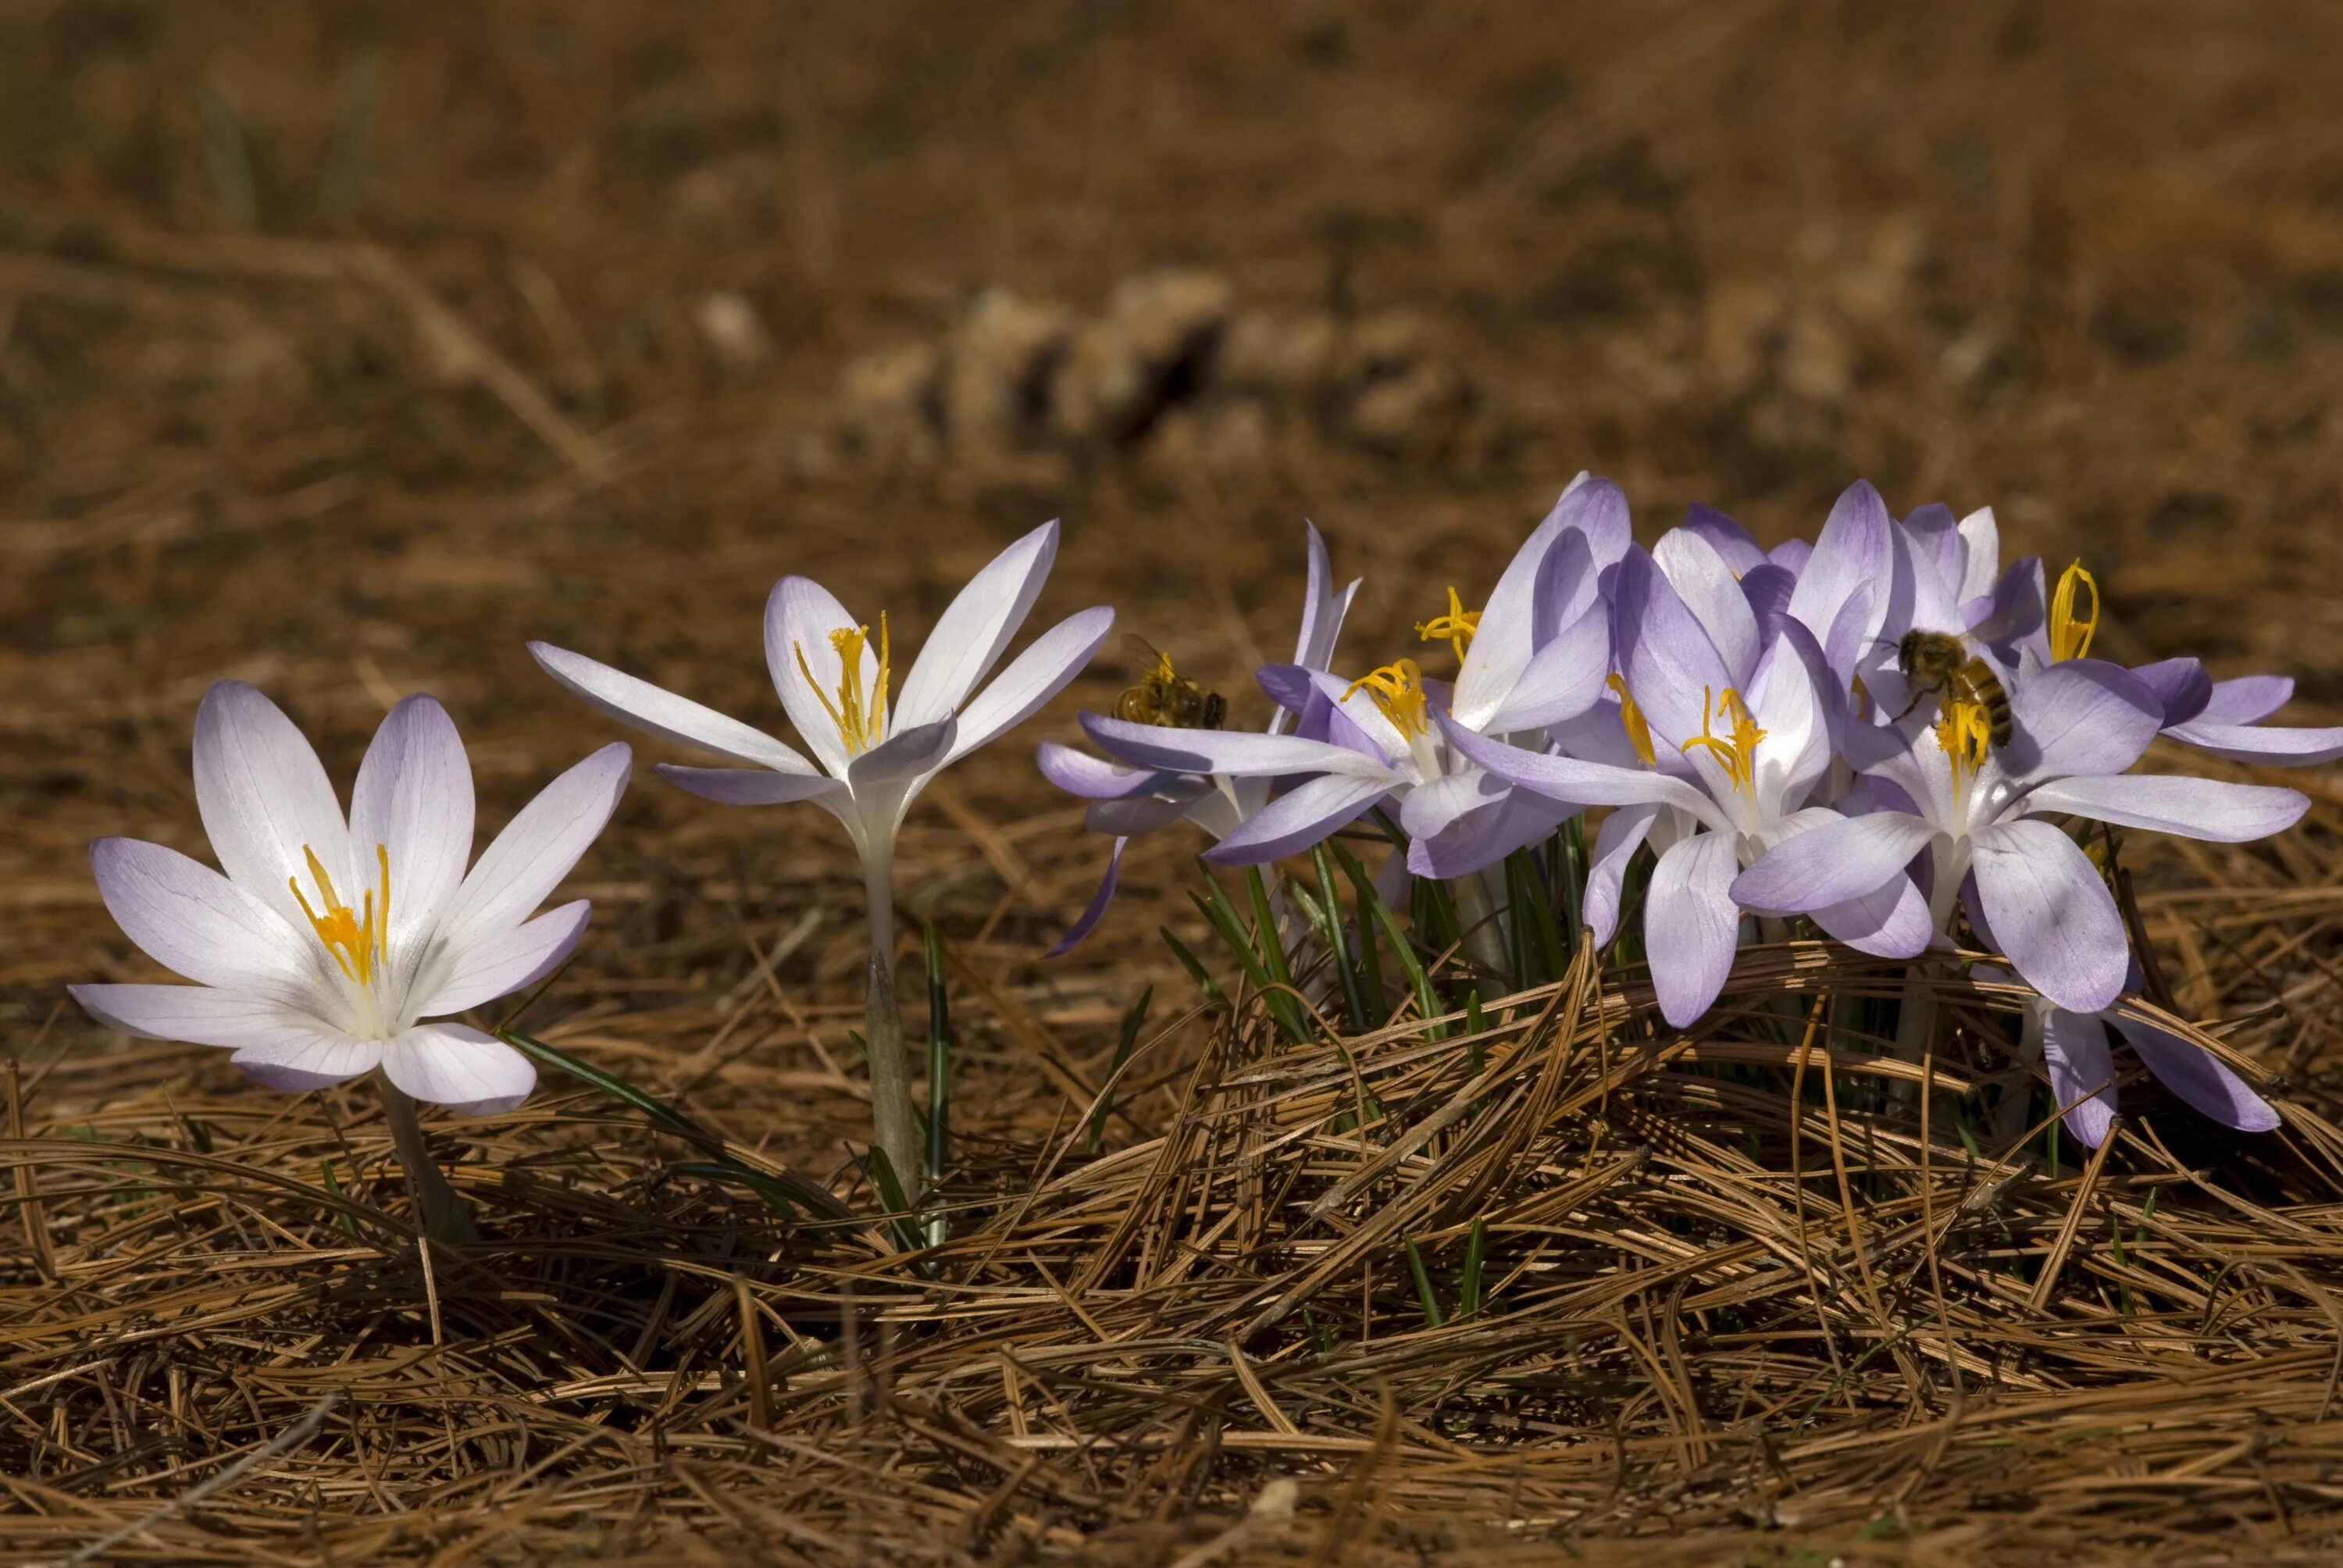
[1036,522,1358,950]
[1445,545,1930,1026]
[1076,477,1625,880]
[530,520,1113,1196]
[72,682,631,1242]
[1730,658,2310,1014]
[73,682,629,1113]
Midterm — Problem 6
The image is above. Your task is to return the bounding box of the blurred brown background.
[7,1,2343,1124]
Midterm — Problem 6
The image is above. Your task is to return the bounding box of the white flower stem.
[376,1072,476,1245]
[861,850,922,1215]
[1453,870,1511,982]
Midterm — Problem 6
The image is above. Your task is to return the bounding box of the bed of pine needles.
[10,2,2343,1562]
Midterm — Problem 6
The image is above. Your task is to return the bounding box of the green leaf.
[1160,926,1230,1011]
[1460,1217,1487,1321]
[1311,841,1374,1032]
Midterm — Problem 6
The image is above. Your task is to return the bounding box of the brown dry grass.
[9,2,2343,1563]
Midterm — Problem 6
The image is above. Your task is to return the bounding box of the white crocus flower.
[72,682,632,1241]
[527,519,1113,1199]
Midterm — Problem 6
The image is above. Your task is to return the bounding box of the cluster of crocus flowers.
[1050,476,2339,1149]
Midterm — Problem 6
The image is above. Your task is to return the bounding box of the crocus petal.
[1583,803,1657,947]
[1482,603,1611,734]
[2163,718,2343,768]
[413,900,590,1017]
[1785,481,1889,671]
[437,744,630,950]
[1204,773,1393,865]
[1969,818,2127,1013]
[192,679,355,927]
[2110,1014,2281,1133]
[70,983,335,1050]
[529,642,815,775]
[1440,714,1724,823]
[848,718,958,793]
[1769,538,1813,573]
[1741,563,1797,634]
[229,1033,383,1092]
[1452,494,1596,729]
[1955,507,2001,608]
[1047,837,1126,957]
[1612,546,1735,751]
[1731,811,1939,916]
[944,606,1116,766]
[2006,658,2162,782]
[657,765,852,807]
[893,520,1060,729]
[1553,471,1632,571]
[382,1021,536,1116]
[1656,527,1760,682]
[1087,793,1200,836]
[2039,1005,2120,1148]
[765,576,872,779]
[1679,503,1767,575]
[1964,558,2045,650]
[1082,713,1393,780]
[1295,521,1363,672]
[348,694,474,963]
[1899,504,1964,633]
[1036,742,1166,800]
[1811,872,1933,959]
[2131,657,2212,726]
[2195,675,2293,727]
[2022,774,2309,843]
[90,837,313,992]
[1406,777,1575,880]
[1645,829,1742,1028]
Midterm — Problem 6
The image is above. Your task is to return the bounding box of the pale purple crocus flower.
[530,520,1114,1199]
[72,681,631,1242]
[1445,545,1932,1027]
[1069,477,1627,881]
[1730,658,2310,1014]
[1037,522,1359,952]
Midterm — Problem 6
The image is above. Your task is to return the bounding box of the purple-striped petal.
[1081,713,1393,780]
[1969,818,2127,1014]
[192,680,355,929]
[1583,803,1657,947]
[90,837,313,992]
[2022,775,2308,843]
[2110,1013,2281,1133]
[382,1021,537,1116]
[658,764,852,807]
[1731,810,1938,915]
[2006,658,2162,782]
[2039,1004,2120,1148]
[1204,772,1393,864]
[1645,829,1742,1028]
[944,605,1117,765]
[893,520,1059,729]
[1047,837,1127,957]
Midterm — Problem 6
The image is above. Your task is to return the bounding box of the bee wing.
[1120,633,1171,677]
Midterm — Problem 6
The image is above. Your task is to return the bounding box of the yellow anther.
[1343,657,1432,739]
[2049,560,2099,663]
[794,612,891,756]
[1850,673,1871,722]
[1679,685,1767,799]
[1414,586,1482,665]
[1607,672,1656,768]
[289,843,390,986]
[1935,697,1993,790]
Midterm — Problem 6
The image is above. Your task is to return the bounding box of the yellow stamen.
[2049,560,2099,663]
[1850,673,1871,722]
[1343,657,1432,739]
[1679,685,1767,799]
[1414,586,1482,665]
[793,612,891,757]
[1607,672,1656,768]
[289,843,390,985]
[1935,697,1993,790]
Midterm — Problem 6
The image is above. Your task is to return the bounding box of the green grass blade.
[1460,1217,1487,1320]
[1403,1234,1443,1327]
[1328,842,1390,1022]
[1160,926,1230,1011]
[1311,842,1374,1032]
[1086,985,1153,1155]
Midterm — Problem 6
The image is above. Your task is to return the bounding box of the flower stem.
[861,852,922,1219]
[376,1072,476,1245]
[1892,846,1965,1066]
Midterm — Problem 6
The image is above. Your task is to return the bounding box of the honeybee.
[1113,636,1227,729]
[1894,629,2013,746]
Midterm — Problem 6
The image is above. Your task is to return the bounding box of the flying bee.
[1113,635,1227,729]
[1893,629,2013,746]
